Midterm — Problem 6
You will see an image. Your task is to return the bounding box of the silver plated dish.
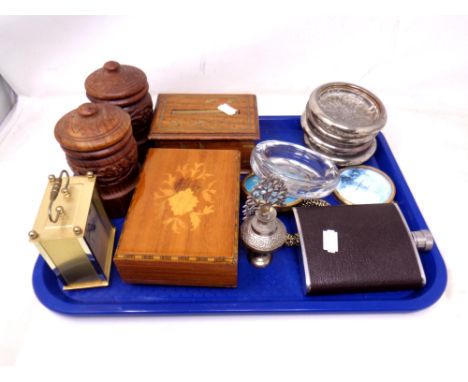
[303,134,377,167]
[305,108,378,145]
[301,113,374,156]
[307,82,387,138]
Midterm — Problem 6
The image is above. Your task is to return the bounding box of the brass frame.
[333,165,396,205]
[63,225,115,290]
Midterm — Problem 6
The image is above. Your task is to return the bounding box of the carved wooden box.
[114,148,240,287]
[148,94,259,172]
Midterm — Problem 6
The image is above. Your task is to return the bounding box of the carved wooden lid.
[54,103,132,152]
[85,61,148,101]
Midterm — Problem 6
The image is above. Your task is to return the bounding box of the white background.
[0,10,467,381]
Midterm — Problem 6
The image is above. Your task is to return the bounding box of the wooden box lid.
[149,94,259,140]
[115,148,240,264]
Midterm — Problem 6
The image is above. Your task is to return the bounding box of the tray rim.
[32,116,448,315]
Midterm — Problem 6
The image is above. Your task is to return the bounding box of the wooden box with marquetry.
[148,94,259,172]
[114,148,240,287]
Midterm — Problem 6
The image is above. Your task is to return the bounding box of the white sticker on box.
[217,103,238,116]
[323,229,338,254]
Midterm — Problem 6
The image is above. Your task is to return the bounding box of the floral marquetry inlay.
[154,163,216,233]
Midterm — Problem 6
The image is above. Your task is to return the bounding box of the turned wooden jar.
[85,61,153,162]
[54,102,139,218]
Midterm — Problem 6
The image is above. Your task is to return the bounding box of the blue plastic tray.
[32,116,447,315]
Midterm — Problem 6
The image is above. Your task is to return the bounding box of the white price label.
[217,103,238,116]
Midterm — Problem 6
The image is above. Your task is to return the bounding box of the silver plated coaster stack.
[301,82,387,166]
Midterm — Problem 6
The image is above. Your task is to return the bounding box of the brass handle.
[48,170,70,223]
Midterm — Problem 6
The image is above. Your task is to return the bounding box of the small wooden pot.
[54,103,139,218]
[85,61,153,162]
